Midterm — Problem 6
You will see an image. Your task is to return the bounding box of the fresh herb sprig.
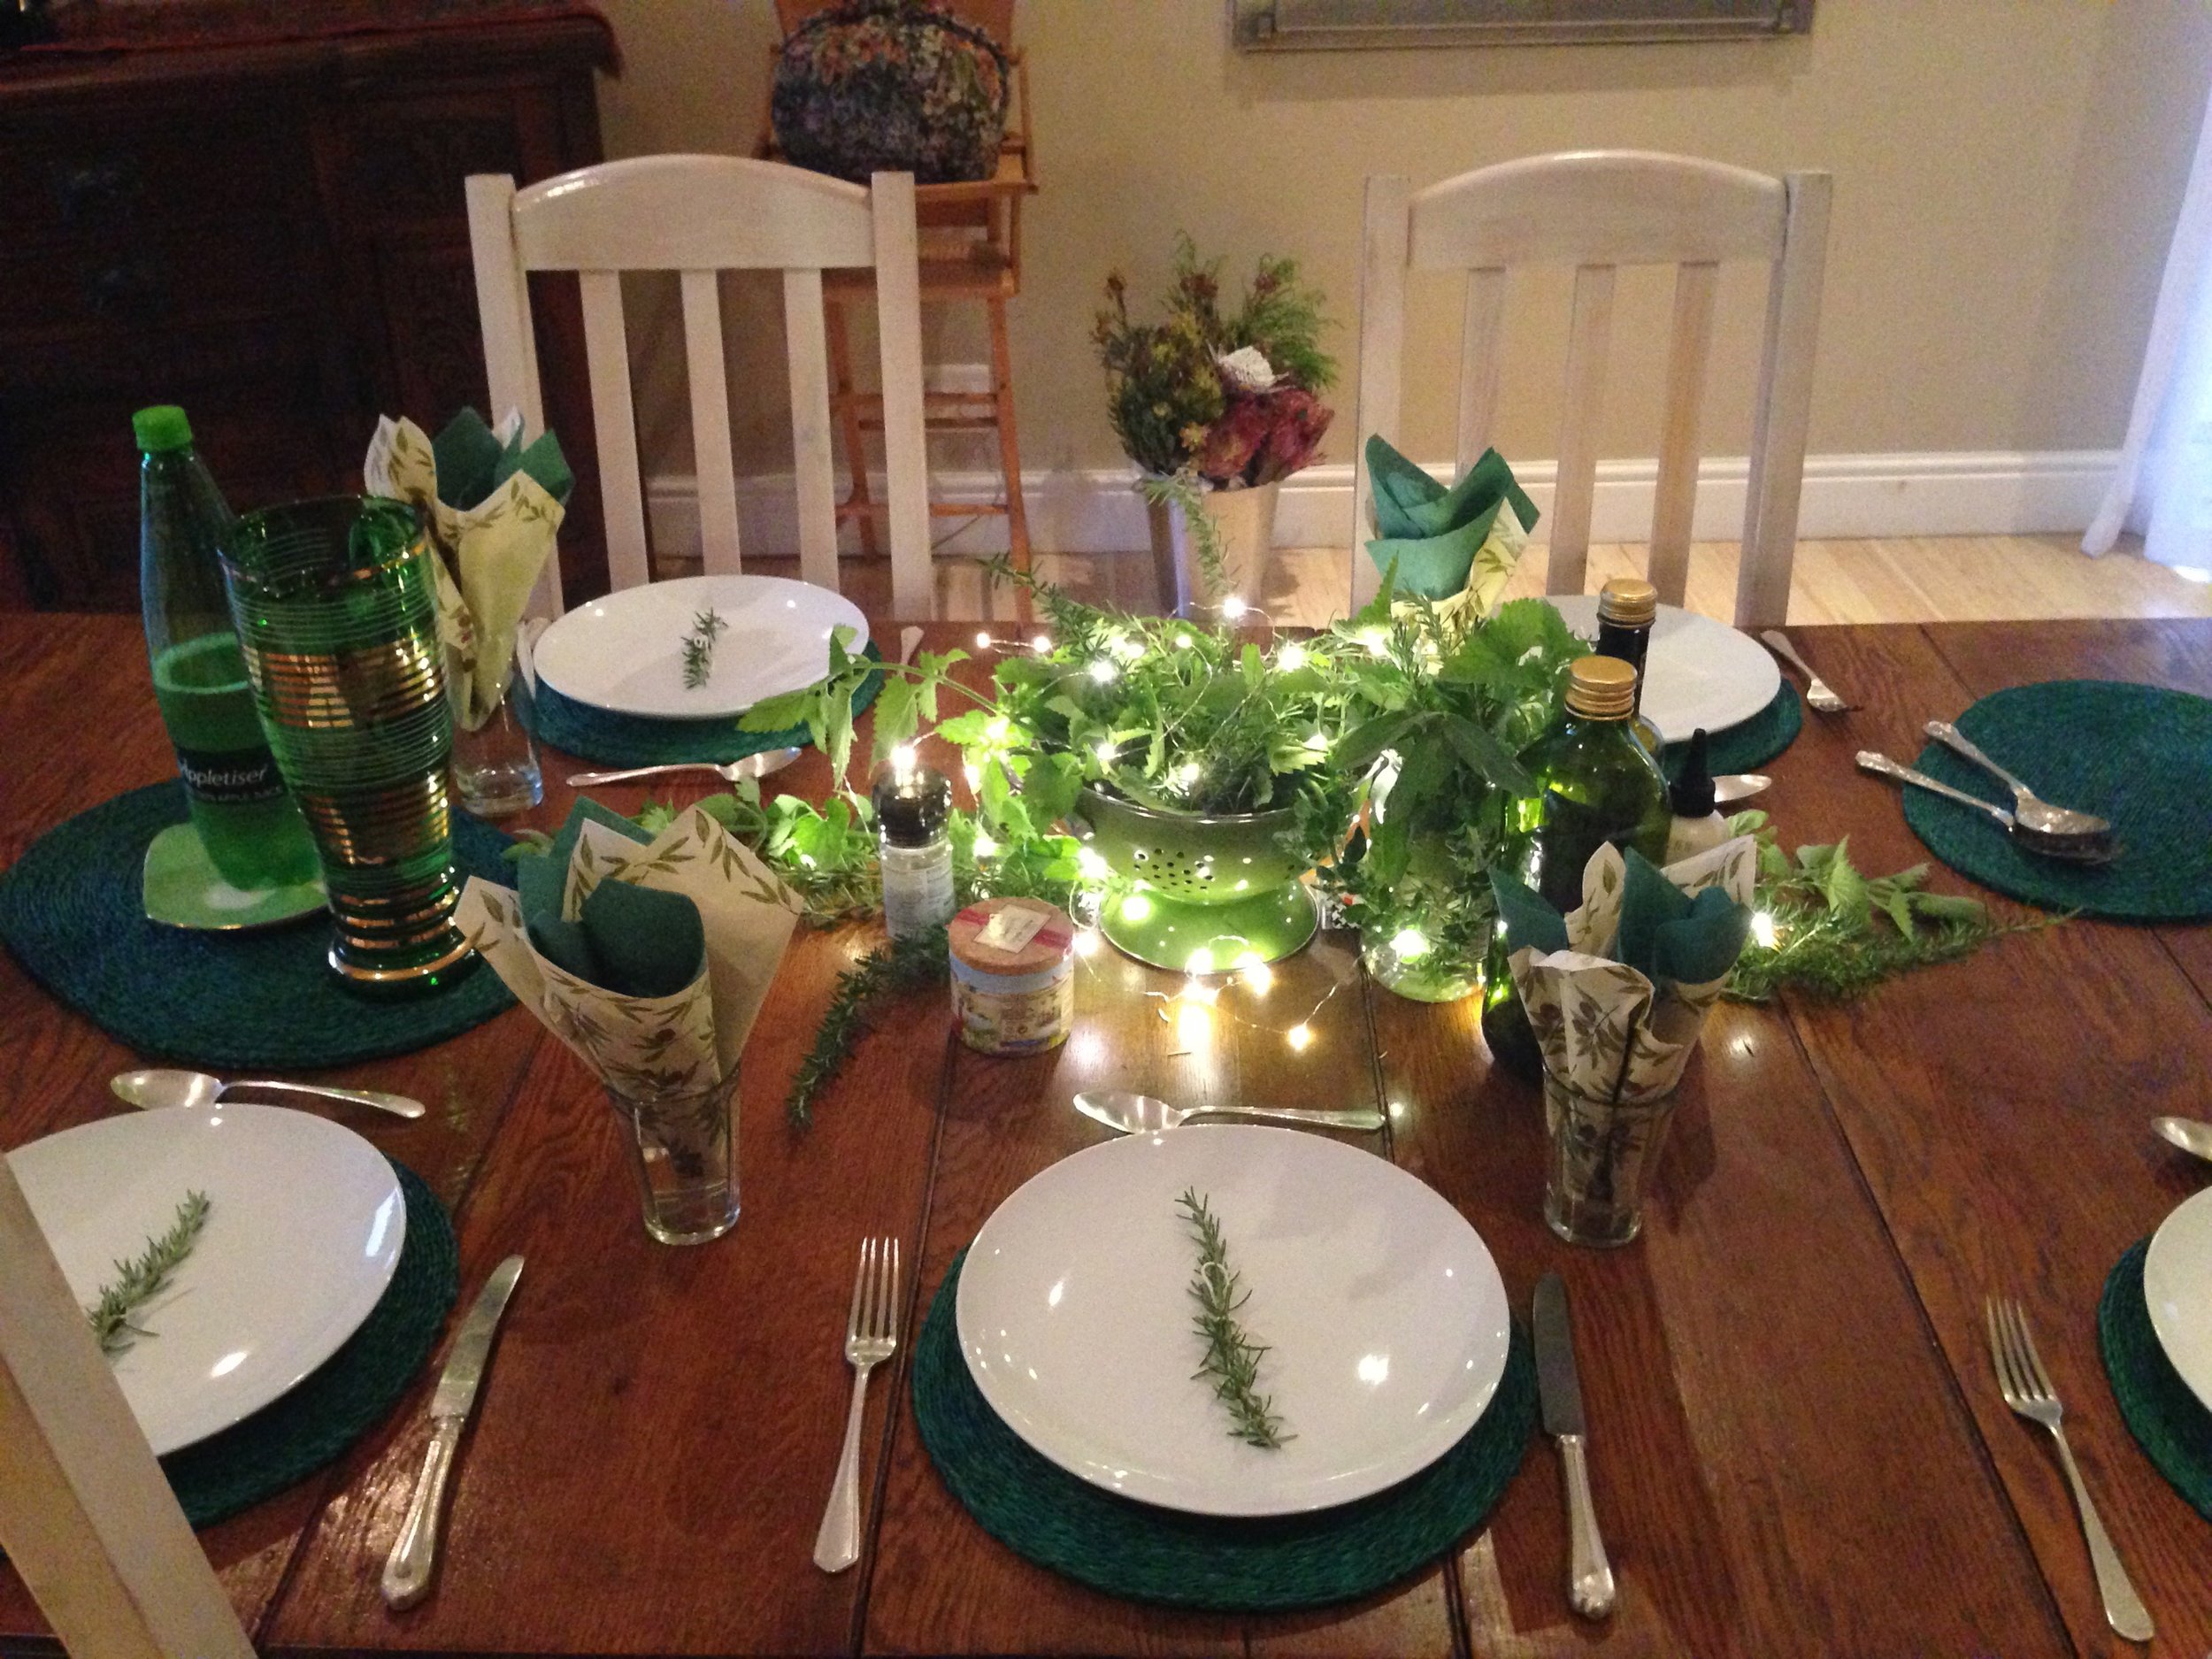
[85,1191,211,1357]
[1178,1188,1289,1449]
[681,607,728,690]
[785,926,951,1126]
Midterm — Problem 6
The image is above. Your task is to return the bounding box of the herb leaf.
[85,1191,211,1357]
[1178,1188,1289,1449]
[681,608,728,690]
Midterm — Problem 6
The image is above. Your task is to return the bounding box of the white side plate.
[957,1125,1511,1517]
[532,573,870,719]
[2145,1186,2212,1416]
[1548,595,1782,744]
[10,1104,405,1455]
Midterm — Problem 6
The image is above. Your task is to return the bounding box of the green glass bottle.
[1480,654,1673,1079]
[136,406,320,891]
[1595,575,1663,755]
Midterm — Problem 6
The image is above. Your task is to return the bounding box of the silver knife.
[1533,1272,1616,1619]
[1711,772,1771,805]
[380,1255,525,1611]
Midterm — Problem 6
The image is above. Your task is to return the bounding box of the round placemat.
[910,1248,1537,1611]
[0,782,515,1071]
[2097,1237,2212,1522]
[533,648,884,767]
[1663,680,1802,781]
[1901,680,2212,921]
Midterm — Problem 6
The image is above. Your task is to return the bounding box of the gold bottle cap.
[1564,655,1639,718]
[1597,577,1658,627]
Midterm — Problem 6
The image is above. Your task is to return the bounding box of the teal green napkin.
[1612,850,1752,987]
[1489,869,1571,957]
[512,799,705,999]
[1364,438,1539,601]
[431,408,576,512]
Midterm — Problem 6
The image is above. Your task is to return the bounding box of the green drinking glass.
[219,496,475,993]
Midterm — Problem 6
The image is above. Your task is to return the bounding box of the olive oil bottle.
[1480,655,1672,1079]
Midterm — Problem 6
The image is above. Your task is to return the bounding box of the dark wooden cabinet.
[0,6,616,611]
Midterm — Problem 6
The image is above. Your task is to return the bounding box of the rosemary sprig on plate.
[680,607,728,690]
[85,1190,211,1358]
[1177,1187,1289,1449]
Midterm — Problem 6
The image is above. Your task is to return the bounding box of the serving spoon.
[1073,1089,1384,1135]
[111,1067,426,1121]
[1855,752,2117,864]
[1923,720,2113,840]
[2154,1116,2212,1164]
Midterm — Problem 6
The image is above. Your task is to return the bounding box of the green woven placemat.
[533,647,884,767]
[2098,1237,2212,1522]
[910,1248,1537,1611]
[0,781,515,1071]
[1902,680,2212,921]
[1663,680,1802,781]
[164,1160,458,1526]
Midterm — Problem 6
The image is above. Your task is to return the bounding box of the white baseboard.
[642,449,2119,565]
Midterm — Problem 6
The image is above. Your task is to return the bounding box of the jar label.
[174,745,287,806]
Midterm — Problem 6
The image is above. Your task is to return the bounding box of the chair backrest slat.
[1352,150,1829,627]
[1455,266,1507,475]
[783,266,841,593]
[680,270,743,577]
[578,268,651,593]
[469,155,932,616]
[1648,260,1719,607]
[1546,263,1617,602]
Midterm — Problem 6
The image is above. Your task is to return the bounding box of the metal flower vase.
[1071,785,1318,971]
[1144,478,1281,616]
[220,495,475,993]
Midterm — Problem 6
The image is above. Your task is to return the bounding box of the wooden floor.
[733,532,2212,626]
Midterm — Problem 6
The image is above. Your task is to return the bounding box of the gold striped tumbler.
[219,496,475,992]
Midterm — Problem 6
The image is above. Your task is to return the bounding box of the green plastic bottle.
[136,406,320,891]
[1480,654,1672,1079]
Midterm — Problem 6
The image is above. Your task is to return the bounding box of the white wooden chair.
[465,156,933,618]
[1352,150,1832,629]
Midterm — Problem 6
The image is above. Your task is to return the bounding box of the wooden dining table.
[1,610,2208,1658]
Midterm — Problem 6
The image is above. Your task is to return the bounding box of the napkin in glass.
[364,408,574,731]
[1363,435,1538,618]
[457,799,801,1094]
[1490,835,1756,1103]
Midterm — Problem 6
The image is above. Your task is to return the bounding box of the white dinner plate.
[1548,595,1781,745]
[956,1125,1511,1517]
[532,573,870,719]
[9,1104,405,1455]
[2144,1186,2212,1416]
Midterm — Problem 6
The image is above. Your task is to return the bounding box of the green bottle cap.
[132,405,193,453]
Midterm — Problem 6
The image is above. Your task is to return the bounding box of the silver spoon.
[2154,1116,2212,1164]
[1855,752,2117,864]
[1923,720,2113,840]
[569,747,801,790]
[111,1068,425,1121]
[1073,1089,1384,1135]
[1712,772,1771,804]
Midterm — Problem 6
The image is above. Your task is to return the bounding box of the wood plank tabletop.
[1,613,2206,1658]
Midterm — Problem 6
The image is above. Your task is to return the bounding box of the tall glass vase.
[220,495,475,994]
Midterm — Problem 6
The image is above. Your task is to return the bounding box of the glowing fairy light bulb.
[1286,1023,1314,1052]
[1389,927,1431,961]
[1235,952,1273,995]
[1121,892,1152,923]
[1175,632,1194,649]
[1031,634,1051,651]
[890,742,918,781]
[1076,845,1110,880]
[1173,762,1202,788]
[1221,595,1248,618]
[1109,632,1145,662]
[1073,928,1101,957]
[1187,947,1216,976]
[975,630,993,649]
[1094,740,1118,767]
[1751,910,1779,949]
[971,831,999,859]
[1276,641,1308,672]
[1088,658,1118,684]
[1358,626,1389,657]
[986,716,1011,744]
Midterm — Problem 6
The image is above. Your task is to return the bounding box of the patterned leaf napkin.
[1364,436,1539,616]
[457,800,801,1094]
[365,408,573,732]
[1490,837,1756,1103]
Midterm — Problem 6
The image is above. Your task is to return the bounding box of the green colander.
[1069,786,1319,970]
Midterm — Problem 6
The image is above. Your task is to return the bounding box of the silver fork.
[1759,629,1855,713]
[1985,1296,2154,1642]
[813,1236,901,1572]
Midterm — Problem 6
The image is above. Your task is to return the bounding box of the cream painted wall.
[584,0,2212,488]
